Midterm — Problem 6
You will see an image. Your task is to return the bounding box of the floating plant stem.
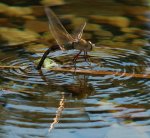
[0,65,23,69]
[49,67,150,79]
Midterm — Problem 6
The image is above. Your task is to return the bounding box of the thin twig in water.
[49,67,150,79]
[0,66,22,69]
[1,65,150,79]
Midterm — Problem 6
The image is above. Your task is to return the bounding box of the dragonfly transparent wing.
[73,22,86,40]
[45,7,74,50]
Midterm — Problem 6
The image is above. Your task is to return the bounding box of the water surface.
[0,0,150,138]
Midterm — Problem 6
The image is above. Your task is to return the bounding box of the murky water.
[0,0,150,138]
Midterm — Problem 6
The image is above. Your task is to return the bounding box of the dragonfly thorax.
[73,39,94,51]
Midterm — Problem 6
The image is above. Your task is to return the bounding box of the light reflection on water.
[0,0,150,138]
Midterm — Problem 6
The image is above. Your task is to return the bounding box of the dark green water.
[0,0,150,138]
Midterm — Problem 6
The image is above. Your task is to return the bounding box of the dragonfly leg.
[72,50,82,69]
[84,51,88,61]
[36,47,52,70]
[84,51,91,66]
[73,50,82,63]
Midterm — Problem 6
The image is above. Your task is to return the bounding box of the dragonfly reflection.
[37,7,95,70]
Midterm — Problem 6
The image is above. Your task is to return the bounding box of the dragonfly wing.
[73,22,86,40]
[45,7,74,50]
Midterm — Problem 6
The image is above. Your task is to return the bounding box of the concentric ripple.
[1,57,47,84]
[0,47,150,138]
[1,47,149,85]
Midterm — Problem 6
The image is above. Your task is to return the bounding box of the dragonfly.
[37,7,95,70]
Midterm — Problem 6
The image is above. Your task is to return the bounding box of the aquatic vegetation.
[41,0,64,6]
[0,27,39,45]
[0,3,32,17]
[90,15,130,28]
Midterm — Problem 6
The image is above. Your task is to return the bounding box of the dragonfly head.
[87,41,95,51]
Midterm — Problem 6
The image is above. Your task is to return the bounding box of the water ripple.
[0,47,150,135]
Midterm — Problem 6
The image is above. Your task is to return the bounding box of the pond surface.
[0,0,150,138]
